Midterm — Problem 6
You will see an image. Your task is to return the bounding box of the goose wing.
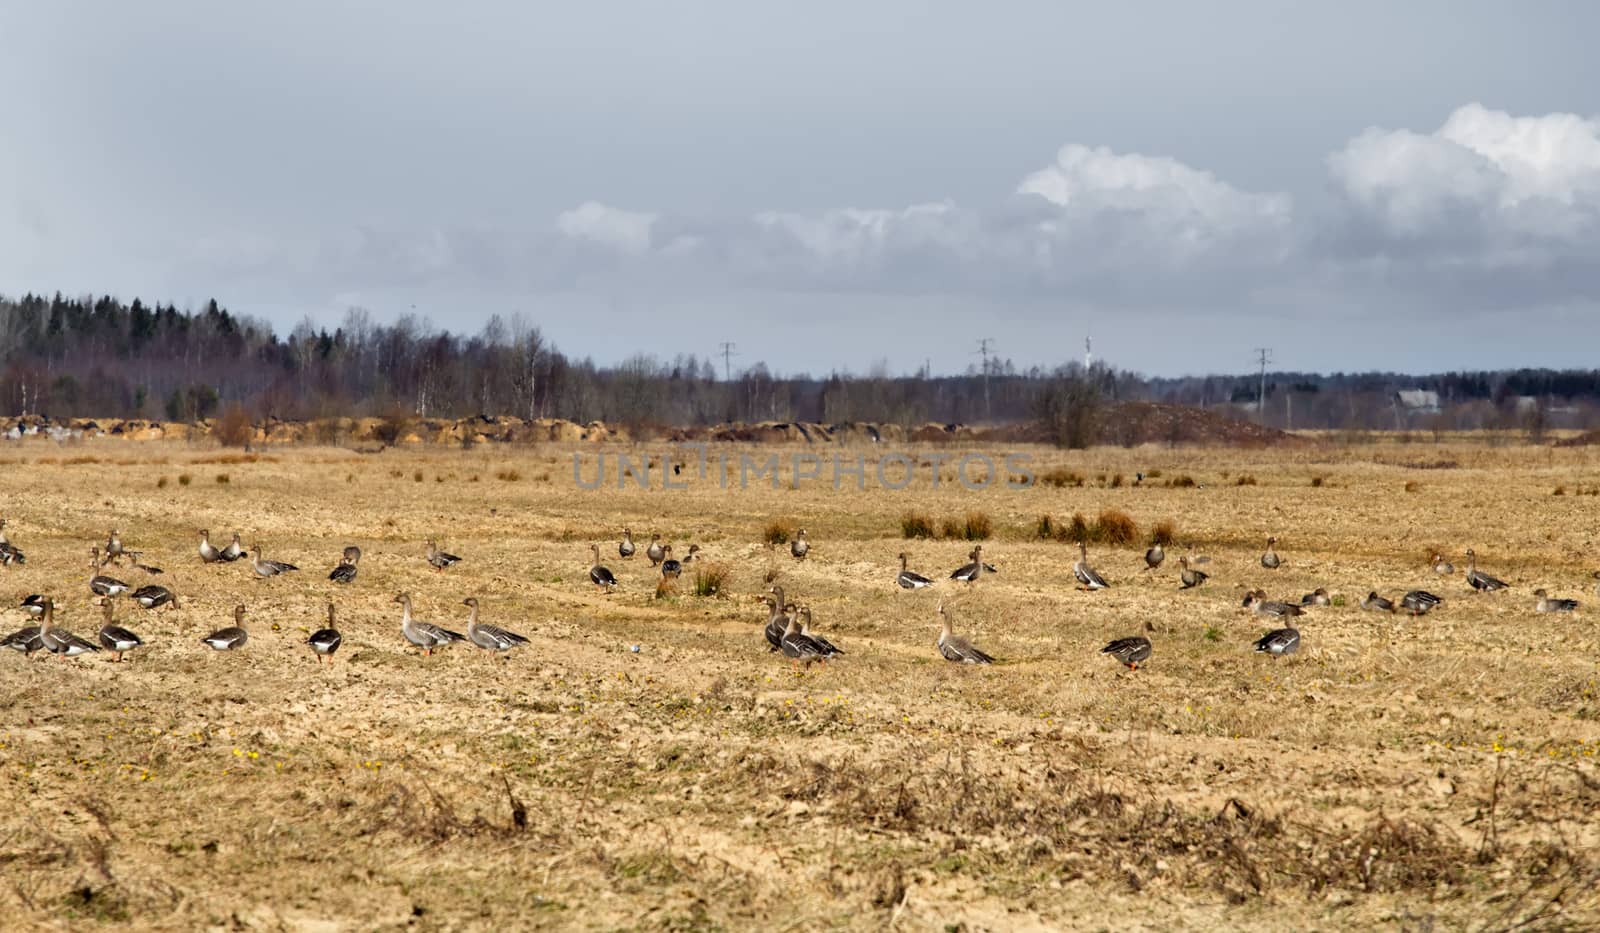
[949,561,978,582]
[98,624,144,652]
[475,623,529,649]
[939,634,994,664]
[897,569,933,589]
[590,565,617,587]
[308,628,343,652]
[2,626,42,652]
[329,563,357,583]
[1075,563,1109,589]
[202,626,248,649]
[1254,628,1300,654]
[416,622,465,645]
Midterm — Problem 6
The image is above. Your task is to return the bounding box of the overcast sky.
[4,1,1600,378]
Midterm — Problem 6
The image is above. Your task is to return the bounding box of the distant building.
[1394,389,1440,415]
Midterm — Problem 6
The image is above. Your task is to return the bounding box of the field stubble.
[2,438,1600,930]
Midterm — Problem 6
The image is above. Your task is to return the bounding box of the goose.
[589,544,618,591]
[1254,627,1301,658]
[779,613,826,668]
[1101,636,1152,670]
[395,593,464,655]
[936,603,995,664]
[252,545,299,578]
[463,597,529,656]
[1178,556,1209,589]
[0,518,22,566]
[104,528,124,564]
[950,546,985,584]
[1300,587,1331,607]
[96,599,144,662]
[38,599,99,659]
[20,593,47,618]
[790,529,810,561]
[88,548,129,597]
[1261,536,1282,570]
[218,532,246,562]
[1400,590,1443,616]
[646,534,665,567]
[764,587,791,651]
[329,548,360,584]
[201,605,249,651]
[308,602,342,663]
[132,584,178,610]
[126,551,164,575]
[1073,541,1109,591]
[660,545,682,579]
[1465,549,1509,593]
[1432,553,1455,575]
[618,528,636,560]
[797,606,842,658]
[1360,591,1396,613]
[426,539,461,572]
[198,529,221,563]
[896,552,934,590]
[1243,591,1305,618]
[1144,541,1165,571]
[1,623,43,657]
[1533,588,1580,613]
[681,544,702,563]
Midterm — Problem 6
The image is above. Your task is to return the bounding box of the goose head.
[463,597,479,608]
[233,605,246,624]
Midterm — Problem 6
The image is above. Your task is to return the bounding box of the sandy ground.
[2,438,1599,931]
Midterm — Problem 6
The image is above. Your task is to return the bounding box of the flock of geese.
[2,517,1589,674]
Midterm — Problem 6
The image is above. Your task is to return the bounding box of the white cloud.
[556,201,657,253]
[1329,103,1600,244]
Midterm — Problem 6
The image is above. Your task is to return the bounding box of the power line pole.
[974,338,995,420]
[717,342,737,381]
[1253,347,1272,419]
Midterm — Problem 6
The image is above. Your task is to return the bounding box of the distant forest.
[3,291,1598,434]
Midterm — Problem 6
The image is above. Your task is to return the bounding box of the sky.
[4,1,1600,378]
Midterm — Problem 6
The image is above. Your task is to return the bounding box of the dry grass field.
[4,436,1600,930]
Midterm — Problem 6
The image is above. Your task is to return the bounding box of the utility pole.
[1253,347,1272,420]
[1084,335,1093,370]
[974,338,995,420]
[717,342,737,381]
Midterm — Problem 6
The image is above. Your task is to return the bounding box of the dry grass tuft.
[900,512,936,539]
[1235,474,1258,486]
[692,563,730,598]
[956,511,992,541]
[762,518,797,545]
[212,404,254,448]
[1553,485,1567,496]
[1310,475,1325,487]
[156,476,169,489]
[177,474,192,486]
[1167,474,1197,488]
[215,473,230,484]
[1091,508,1139,546]
[495,469,522,482]
[413,470,425,483]
[1040,467,1085,488]
[1150,518,1178,547]
[1404,480,1421,493]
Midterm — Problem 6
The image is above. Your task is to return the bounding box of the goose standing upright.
[764,587,791,651]
[1,621,43,656]
[1533,589,1580,613]
[395,593,464,655]
[198,529,221,563]
[39,599,99,659]
[426,539,461,572]
[1465,549,1509,592]
[97,599,144,662]
[218,532,246,562]
[950,546,985,584]
[779,614,826,668]
[88,548,129,597]
[797,606,842,658]
[896,552,934,590]
[308,602,342,663]
[1261,536,1282,570]
[1144,541,1165,571]
[105,529,124,564]
[252,545,299,578]
[790,529,810,561]
[618,529,636,560]
[1074,541,1109,591]
[462,596,529,656]
[681,544,701,563]
[1178,555,1209,589]
[936,603,995,664]
[329,547,360,584]
[589,544,618,591]
[201,606,249,651]
[1101,636,1152,670]
[660,545,682,579]
[646,534,665,567]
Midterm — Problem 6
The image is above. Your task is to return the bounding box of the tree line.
[3,292,1597,438]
